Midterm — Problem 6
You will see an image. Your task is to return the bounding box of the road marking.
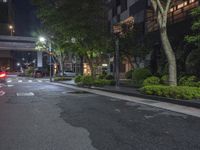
[0,90,5,96]
[28,80,33,83]
[7,85,14,87]
[38,80,42,82]
[7,80,12,83]
[16,92,35,96]
[18,80,22,83]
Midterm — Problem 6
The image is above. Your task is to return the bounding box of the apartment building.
[108,0,200,77]
[108,0,147,30]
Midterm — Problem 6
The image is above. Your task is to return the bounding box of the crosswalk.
[6,78,50,84]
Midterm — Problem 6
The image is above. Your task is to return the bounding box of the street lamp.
[9,25,14,36]
[113,24,122,88]
[39,36,53,82]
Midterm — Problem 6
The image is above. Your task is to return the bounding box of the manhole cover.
[16,92,35,96]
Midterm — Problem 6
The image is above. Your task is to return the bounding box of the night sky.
[13,0,40,37]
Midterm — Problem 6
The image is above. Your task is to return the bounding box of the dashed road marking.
[7,85,14,87]
[28,80,33,83]
[18,80,22,83]
[16,92,35,96]
[7,80,12,83]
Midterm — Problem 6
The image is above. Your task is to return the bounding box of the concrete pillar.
[37,51,43,68]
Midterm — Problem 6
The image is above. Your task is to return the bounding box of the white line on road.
[7,85,14,87]
[0,90,5,96]
[37,80,42,83]
[18,80,23,83]
[7,80,12,83]
[16,92,35,96]
[28,80,33,83]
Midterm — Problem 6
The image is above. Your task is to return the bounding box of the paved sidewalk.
[59,80,200,108]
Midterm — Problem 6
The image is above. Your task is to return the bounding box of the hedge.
[141,85,200,100]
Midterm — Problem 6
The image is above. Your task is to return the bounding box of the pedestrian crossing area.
[6,78,50,84]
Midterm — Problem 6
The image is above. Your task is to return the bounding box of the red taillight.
[0,73,6,78]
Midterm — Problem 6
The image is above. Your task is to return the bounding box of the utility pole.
[113,24,121,88]
[115,37,120,87]
[49,42,52,82]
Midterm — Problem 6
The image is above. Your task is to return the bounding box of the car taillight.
[0,73,6,78]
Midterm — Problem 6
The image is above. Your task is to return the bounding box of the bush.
[105,74,114,80]
[82,76,94,86]
[132,68,151,81]
[143,76,160,86]
[179,75,200,87]
[141,85,200,100]
[161,75,169,85]
[125,70,134,79]
[75,75,83,83]
[97,74,106,79]
[24,67,34,77]
[54,77,72,81]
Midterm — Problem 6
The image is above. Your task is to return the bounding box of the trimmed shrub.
[179,75,200,87]
[75,75,83,83]
[132,68,152,82]
[97,74,106,79]
[105,74,114,80]
[143,76,160,86]
[82,76,94,86]
[161,75,169,85]
[141,85,200,100]
[24,67,34,77]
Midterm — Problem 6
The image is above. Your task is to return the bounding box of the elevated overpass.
[0,35,36,51]
[0,35,44,70]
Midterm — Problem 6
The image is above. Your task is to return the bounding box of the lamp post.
[9,25,14,36]
[113,24,121,88]
[39,36,53,82]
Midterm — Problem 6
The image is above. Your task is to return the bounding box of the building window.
[116,0,120,7]
[121,0,127,12]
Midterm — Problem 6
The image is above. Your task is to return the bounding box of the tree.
[150,0,177,86]
[32,0,112,76]
[185,7,200,76]
[119,25,150,68]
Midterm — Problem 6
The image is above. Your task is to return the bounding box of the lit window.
[178,3,184,9]
[189,0,195,3]
[170,8,174,12]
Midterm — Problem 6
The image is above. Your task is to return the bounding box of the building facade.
[108,0,200,78]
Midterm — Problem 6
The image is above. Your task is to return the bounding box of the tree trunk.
[85,54,95,77]
[58,51,64,76]
[160,27,177,86]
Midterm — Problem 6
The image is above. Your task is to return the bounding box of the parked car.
[63,71,76,77]
[0,69,7,84]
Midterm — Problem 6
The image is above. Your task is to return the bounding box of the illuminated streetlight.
[9,25,14,36]
[38,36,53,82]
[39,36,46,43]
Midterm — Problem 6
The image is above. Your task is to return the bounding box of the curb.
[57,82,200,109]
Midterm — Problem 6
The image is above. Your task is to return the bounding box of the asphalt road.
[0,76,200,150]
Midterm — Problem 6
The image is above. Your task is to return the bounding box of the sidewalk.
[59,80,200,109]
